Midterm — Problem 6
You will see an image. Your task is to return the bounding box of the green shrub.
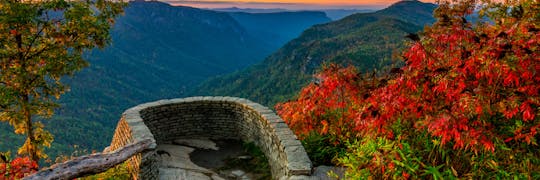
[80,161,131,180]
[301,133,346,166]
[339,127,540,179]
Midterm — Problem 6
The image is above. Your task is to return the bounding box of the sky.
[160,0,437,10]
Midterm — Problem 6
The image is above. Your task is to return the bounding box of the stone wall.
[108,96,313,179]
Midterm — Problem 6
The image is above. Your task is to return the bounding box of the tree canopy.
[0,0,124,162]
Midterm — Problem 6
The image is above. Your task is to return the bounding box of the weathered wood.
[24,139,155,180]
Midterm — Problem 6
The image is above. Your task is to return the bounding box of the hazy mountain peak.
[374,0,437,25]
[384,0,436,11]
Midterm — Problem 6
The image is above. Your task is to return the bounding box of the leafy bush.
[277,0,540,178]
[79,161,132,180]
[275,64,385,165]
[301,133,346,166]
[276,64,363,142]
[341,123,540,179]
[0,154,38,179]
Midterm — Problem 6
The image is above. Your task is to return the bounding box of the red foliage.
[0,157,38,180]
[276,64,363,141]
[277,0,539,152]
[357,2,539,151]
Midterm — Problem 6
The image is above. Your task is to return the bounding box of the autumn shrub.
[346,0,540,178]
[276,64,361,141]
[275,64,386,165]
[0,155,38,179]
[277,0,539,178]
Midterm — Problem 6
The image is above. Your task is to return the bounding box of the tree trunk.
[23,139,155,180]
[22,94,38,164]
[17,29,38,163]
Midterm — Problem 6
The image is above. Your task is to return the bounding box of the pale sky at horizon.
[159,0,438,10]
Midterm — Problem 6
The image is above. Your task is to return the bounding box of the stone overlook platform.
[108,96,316,179]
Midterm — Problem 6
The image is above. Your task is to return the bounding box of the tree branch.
[25,45,54,61]
[22,23,45,60]
[23,139,155,180]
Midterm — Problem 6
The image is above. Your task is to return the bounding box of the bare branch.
[23,22,46,60]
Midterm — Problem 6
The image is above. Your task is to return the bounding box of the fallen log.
[24,139,155,180]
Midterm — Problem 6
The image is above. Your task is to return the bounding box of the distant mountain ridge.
[323,9,376,20]
[212,7,289,13]
[212,7,375,20]
[228,11,331,48]
[375,0,437,24]
[191,0,437,106]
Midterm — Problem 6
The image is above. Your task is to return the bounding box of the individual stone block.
[285,146,312,176]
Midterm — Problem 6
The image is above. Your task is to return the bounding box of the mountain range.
[228,11,331,49]
[213,7,375,20]
[191,0,437,107]
[0,1,330,159]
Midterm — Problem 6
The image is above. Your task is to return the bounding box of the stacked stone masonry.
[108,96,313,179]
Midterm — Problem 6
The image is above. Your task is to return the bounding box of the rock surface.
[173,138,219,150]
[157,139,261,180]
[157,143,220,180]
[157,140,348,180]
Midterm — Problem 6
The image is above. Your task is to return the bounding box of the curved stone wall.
[108,96,313,179]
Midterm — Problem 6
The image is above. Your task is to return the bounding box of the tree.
[0,0,124,163]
